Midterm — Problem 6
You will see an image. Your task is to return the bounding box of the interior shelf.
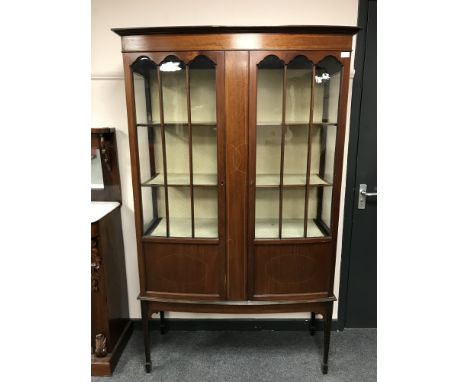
[255,218,325,239]
[137,122,217,128]
[148,217,218,238]
[256,122,338,127]
[142,173,217,186]
[256,173,331,187]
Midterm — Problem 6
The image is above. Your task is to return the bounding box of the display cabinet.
[114,26,358,375]
[91,128,132,376]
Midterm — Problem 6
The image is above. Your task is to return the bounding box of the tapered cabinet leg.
[321,304,333,374]
[141,301,152,373]
[160,311,167,335]
[309,312,316,336]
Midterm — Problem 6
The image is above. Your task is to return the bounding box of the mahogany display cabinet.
[113,25,359,375]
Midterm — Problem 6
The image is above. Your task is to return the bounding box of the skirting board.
[91,321,133,376]
[132,318,340,331]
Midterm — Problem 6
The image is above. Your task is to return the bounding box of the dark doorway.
[339,0,377,328]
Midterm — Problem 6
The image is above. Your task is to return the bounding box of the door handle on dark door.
[358,184,377,209]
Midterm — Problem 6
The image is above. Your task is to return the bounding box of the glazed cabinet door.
[248,51,350,300]
[124,52,226,300]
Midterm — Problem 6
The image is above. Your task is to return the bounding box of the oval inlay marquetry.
[266,254,317,284]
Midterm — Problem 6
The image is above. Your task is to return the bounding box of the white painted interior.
[92,0,359,319]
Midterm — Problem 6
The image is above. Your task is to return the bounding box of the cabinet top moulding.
[112,25,360,53]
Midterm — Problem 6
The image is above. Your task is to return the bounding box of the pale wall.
[91,0,359,319]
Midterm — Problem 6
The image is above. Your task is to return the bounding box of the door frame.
[337,0,374,330]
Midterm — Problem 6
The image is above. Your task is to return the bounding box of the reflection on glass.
[161,57,187,124]
[161,57,190,185]
[313,57,342,124]
[91,149,104,189]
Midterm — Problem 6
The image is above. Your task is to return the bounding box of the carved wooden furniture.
[113,26,358,374]
[91,128,132,376]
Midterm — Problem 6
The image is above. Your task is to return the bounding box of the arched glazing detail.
[131,54,218,239]
[313,56,342,124]
[254,54,342,239]
[310,56,342,231]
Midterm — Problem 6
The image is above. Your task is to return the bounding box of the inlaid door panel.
[143,241,222,299]
[252,243,331,300]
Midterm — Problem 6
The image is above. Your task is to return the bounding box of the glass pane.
[192,125,218,185]
[319,124,337,228]
[137,126,152,183]
[257,56,284,125]
[285,56,313,124]
[133,55,219,239]
[306,186,334,238]
[283,57,313,186]
[306,187,325,237]
[149,69,160,124]
[283,124,308,185]
[194,187,218,238]
[190,56,216,124]
[91,148,104,189]
[133,72,147,124]
[190,56,217,185]
[255,188,279,238]
[313,57,342,124]
[161,57,187,124]
[322,124,337,185]
[164,124,190,184]
[308,125,325,185]
[256,124,282,186]
[306,124,336,237]
[145,187,166,236]
[282,188,305,238]
[321,187,333,229]
[161,57,190,185]
[167,187,191,237]
[132,57,160,125]
[139,125,165,186]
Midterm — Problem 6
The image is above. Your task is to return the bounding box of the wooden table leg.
[160,311,167,334]
[321,303,333,374]
[309,312,316,336]
[141,301,152,373]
